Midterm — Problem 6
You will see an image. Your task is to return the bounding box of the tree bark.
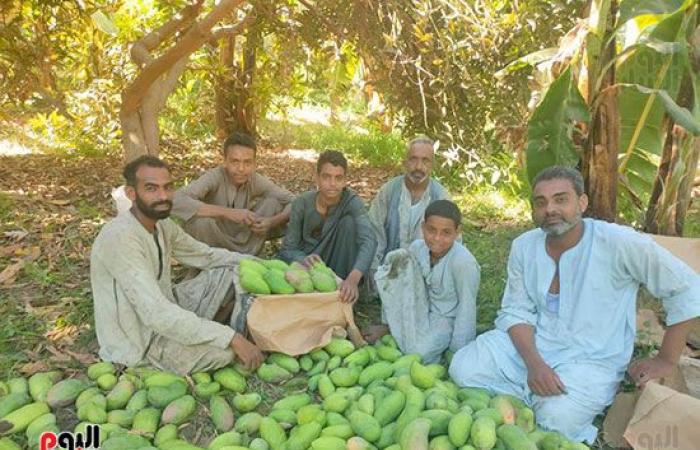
[215,34,237,138]
[582,0,618,221]
[644,68,698,235]
[234,22,259,134]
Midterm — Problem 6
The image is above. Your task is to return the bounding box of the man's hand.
[363,324,389,343]
[226,209,256,226]
[250,216,274,236]
[302,254,322,268]
[527,360,566,396]
[230,334,264,370]
[628,355,675,388]
[339,269,363,303]
[339,278,359,303]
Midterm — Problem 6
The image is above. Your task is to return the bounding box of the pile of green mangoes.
[239,259,339,295]
[0,335,592,450]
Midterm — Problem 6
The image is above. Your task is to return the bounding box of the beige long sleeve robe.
[90,211,246,374]
[172,168,295,255]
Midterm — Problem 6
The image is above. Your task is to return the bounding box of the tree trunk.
[582,0,618,221]
[214,20,258,137]
[120,0,245,161]
[235,23,259,134]
[215,34,237,138]
[676,138,699,233]
[644,18,700,236]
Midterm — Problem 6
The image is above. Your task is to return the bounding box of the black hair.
[223,132,257,157]
[532,165,584,196]
[316,150,348,174]
[123,155,169,187]
[424,199,461,227]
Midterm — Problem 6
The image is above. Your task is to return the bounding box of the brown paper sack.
[648,234,700,273]
[246,292,366,355]
[623,383,700,450]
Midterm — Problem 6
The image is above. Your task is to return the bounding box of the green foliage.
[617,4,697,209]
[2,0,581,180]
[525,66,590,182]
[519,0,700,228]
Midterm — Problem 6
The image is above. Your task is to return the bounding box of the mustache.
[151,200,172,208]
[409,171,426,179]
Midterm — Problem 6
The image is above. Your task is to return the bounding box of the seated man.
[448,166,700,443]
[370,200,480,363]
[369,136,450,270]
[172,132,294,255]
[278,150,377,303]
[90,156,264,375]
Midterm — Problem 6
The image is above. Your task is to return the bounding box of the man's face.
[126,166,173,220]
[404,143,434,184]
[531,178,588,236]
[223,145,256,187]
[316,163,347,203]
[422,215,459,259]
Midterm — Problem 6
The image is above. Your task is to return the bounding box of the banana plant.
[509,0,700,233]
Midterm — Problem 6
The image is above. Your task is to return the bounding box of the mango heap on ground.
[0,334,591,450]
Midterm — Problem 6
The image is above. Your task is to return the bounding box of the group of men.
[90,132,700,444]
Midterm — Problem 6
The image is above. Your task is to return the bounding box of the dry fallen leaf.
[0,261,25,285]
[19,361,51,376]
[48,199,71,206]
[3,230,28,240]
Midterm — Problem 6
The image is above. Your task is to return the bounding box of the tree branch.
[130,0,205,67]
[210,12,255,41]
[122,0,245,114]
[297,0,345,39]
[156,56,191,109]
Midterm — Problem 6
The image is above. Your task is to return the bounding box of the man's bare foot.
[363,324,390,343]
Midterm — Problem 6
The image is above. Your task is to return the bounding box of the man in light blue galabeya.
[368,136,451,274]
[448,165,700,444]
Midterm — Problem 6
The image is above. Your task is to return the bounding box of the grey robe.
[278,188,377,279]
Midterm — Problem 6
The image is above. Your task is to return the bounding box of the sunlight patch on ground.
[0,139,37,156]
[266,104,361,128]
[284,148,319,162]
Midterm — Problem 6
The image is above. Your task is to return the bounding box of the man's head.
[422,199,461,258]
[123,155,173,221]
[222,132,257,187]
[531,165,588,236]
[316,150,348,204]
[404,136,435,185]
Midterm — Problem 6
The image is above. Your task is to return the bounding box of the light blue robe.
[449,219,700,443]
[376,239,480,363]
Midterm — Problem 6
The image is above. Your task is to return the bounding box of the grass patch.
[22,260,69,287]
[457,188,530,333]
[0,299,45,377]
[0,192,13,221]
[260,118,404,167]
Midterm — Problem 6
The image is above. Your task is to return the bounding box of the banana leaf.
[618,0,690,26]
[525,66,590,182]
[616,6,694,209]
